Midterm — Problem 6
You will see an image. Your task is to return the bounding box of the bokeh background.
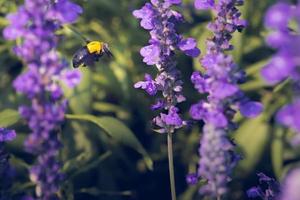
[1,0,299,199]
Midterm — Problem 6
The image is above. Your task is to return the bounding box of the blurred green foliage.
[0,0,300,199]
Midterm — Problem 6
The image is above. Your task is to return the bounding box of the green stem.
[167,132,177,200]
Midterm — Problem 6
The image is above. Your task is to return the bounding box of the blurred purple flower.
[247,173,280,200]
[198,124,238,197]
[186,173,198,185]
[0,128,16,199]
[279,169,300,200]
[191,0,262,197]
[194,0,214,10]
[133,0,200,133]
[3,0,82,199]
[262,1,300,145]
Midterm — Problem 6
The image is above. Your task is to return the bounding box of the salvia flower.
[190,0,262,197]
[133,0,200,133]
[3,0,82,199]
[279,168,300,200]
[0,128,16,199]
[247,173,280,200]
[262,1,300,146]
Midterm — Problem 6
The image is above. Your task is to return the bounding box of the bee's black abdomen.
[72,47,90,68]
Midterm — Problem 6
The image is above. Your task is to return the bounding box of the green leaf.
[65,114,153,170]
[235,116,270,176]
[0,109,21,127]
[64,151,112,180]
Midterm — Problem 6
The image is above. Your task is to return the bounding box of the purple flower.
[0,128,16,142]
[247,173,280,200]
[191,0,263,197]
[0,128,16,199]
[186,173,198,185]
[133,0,200,133]
[264,3,292,30]
[134,74,158,96]
[3,0,82,198]
[262,1,300,145]
[194,0,214,10]
[153,106,185,133]
[279,169,300,200]
[239,101,264,118]
[178,38,201,57]
[276,101,300,132]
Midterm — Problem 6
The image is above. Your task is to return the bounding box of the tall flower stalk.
[133,1,200,199]
[0,128,16,199]
[3,0,82,199]
[191,0,263,198]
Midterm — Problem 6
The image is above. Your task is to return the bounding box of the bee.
[72,41,113,68]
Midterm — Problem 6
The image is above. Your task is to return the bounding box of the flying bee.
[72,41,113,68]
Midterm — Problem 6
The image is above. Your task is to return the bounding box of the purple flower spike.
[198,124,237,197]
[191,0,262,197]
[3,0,82,198]
[262,1,300,144]
[133,0,200,133]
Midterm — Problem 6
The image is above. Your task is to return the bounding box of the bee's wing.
[103,43,113,58]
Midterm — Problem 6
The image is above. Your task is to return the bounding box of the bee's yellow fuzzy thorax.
[87,41,102,54]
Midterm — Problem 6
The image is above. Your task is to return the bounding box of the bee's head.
[103,43,113,58]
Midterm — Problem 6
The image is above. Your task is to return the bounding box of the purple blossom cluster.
[247,173,280,200]
[0,128,16,199]
[3,0,82,199]
[190,0,263,197]
[247,170,300,200]
[262,1,300,146]
[133,0,200,133]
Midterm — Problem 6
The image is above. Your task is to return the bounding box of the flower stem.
[167,132,176,200]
